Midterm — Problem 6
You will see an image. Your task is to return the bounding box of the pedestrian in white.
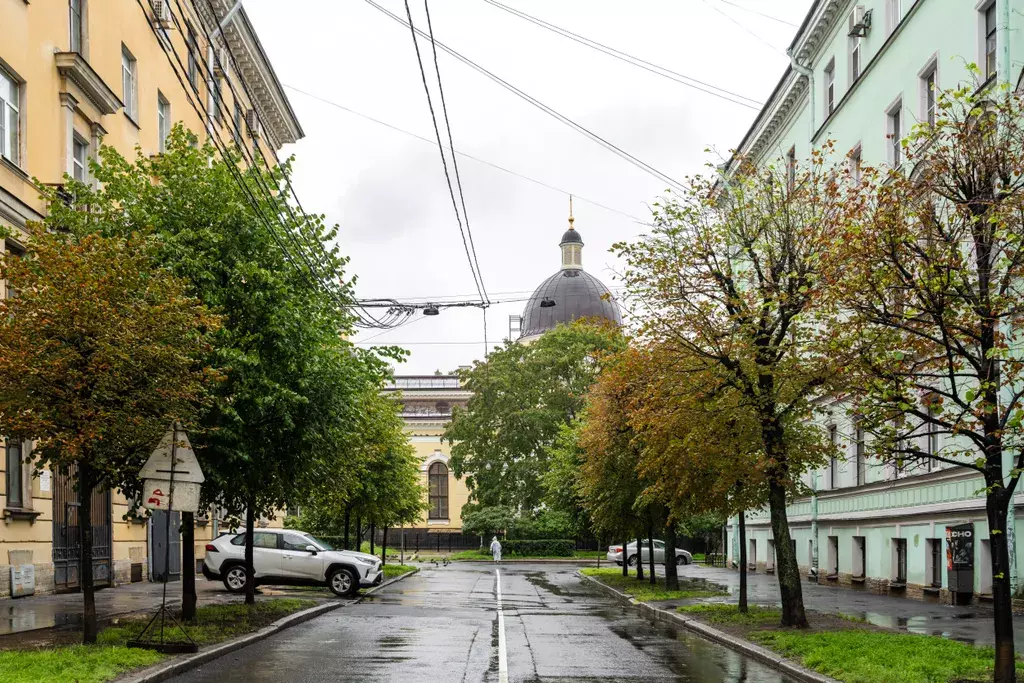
[490,536,502,563]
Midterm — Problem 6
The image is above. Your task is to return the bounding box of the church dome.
[518,199,621,341]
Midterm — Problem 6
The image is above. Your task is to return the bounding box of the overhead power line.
[483,0,762,110]
[717,0,799,27]
[364,0,686,193]
[402,0,488,306]
[698,0,786,56]
[282,84,644,222]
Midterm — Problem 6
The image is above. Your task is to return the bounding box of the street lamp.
[540,297,556,308]
[423,305,440,316]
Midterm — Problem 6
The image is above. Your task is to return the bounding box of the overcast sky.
[244,0,812,374]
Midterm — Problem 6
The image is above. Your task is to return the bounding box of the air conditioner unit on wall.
[848,6,872,37]
[151,0,172,28]
[214,48,230,78]
[246,110,263,139]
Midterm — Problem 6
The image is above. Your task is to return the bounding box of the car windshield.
[304,534,334,551]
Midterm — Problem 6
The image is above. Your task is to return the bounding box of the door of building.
[149,510,182,582]
[52,466,113,592]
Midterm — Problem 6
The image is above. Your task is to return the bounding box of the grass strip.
[448,549,604,561]
[382,564,416,578]
[582,567,729,602]
[676,603,781,626]
[98,598,317,646]
[753,629,1024,683]
[0,645,163,683]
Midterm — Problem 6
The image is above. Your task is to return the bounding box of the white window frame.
[918,54,939,127]
[886,0,902,36]
[849,142,863,185]
[0,67,21,167]
[157,92,170,153]
[187,25,199,89]
[828,424,839,489]
[849,6,864,83]
[979,0,997,81]
[886,96,903,168]
[122,45,138,122]
[72,134,88,182]
[824,58,836,118]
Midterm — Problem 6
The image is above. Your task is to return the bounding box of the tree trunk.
[647,518,656,586]
[988,489,1016,683]
[622,537,629,577]
[343,505,351,550]
[244,503,255,606]
[738,510,748,614]
[663,516,679,591]
[370,523,376,556]
[78,465,97,644]
[381,527,388,565]
[355,515,362,551]
[635,535,644,581]
[182,511,196,622]
[768,479,807,627]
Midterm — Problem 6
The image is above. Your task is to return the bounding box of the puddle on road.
[524,572,574,601]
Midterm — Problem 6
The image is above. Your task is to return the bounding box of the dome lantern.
[560,195,583,270]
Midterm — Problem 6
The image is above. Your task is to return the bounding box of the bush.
[501,539,574,557]
[507,510,574,540]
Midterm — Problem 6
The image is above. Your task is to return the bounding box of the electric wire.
[364,0,687,192]
[424,0,489,307]
[281,84,644,223]
[698,0,787,56]
[717,0,799,27]
[483,0,762,110]
[402,0,487,306]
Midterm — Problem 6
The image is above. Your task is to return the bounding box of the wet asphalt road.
[167,564,792,682]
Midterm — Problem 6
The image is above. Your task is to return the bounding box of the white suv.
[202,528,383,597]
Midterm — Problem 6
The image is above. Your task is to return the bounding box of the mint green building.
[723,0,1024,603]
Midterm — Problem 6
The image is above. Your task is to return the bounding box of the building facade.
[0,0,300,597]
[724,0,1024,604]
[383,375,473,537]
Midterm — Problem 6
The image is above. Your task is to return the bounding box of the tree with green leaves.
[446,321,625,513]
[827,85,1024,681]
[61,127,397,605]
[0,225,219,643]
[616,150,856,626]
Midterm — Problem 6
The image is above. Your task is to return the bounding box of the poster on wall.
[946,523,974,570]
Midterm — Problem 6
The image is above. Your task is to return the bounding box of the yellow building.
[0,0,300,597]
[384,376,473,545]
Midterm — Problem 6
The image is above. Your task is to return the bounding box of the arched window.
[428,462,449,520]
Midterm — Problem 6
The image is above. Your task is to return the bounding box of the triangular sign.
[139,424,205,484]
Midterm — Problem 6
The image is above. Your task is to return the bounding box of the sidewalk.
[0,577,326,640]
[667,563,1024,650]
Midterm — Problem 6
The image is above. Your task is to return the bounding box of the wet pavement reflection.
[166,564,794,682]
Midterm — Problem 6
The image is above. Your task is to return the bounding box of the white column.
[59,93,78,180]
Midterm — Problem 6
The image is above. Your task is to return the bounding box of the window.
[157,93,170,152]
[69,0,83,53]
[922,66,937,127]
[894,538,908,583]
[0,69,20,166]
[854,421,866,485]
[122,46,138,121]
[984,3,997,80]
[887,100,903,167]
[849,8,863,83]
[786,146,796,190]
[428,462,449,519]
[927,538,942,587]
[230,531,278,548]
[849,144,862,185]
[828,425,839,489]
[852,536,866,578]
[886,0,902,35]
[5,438,23,508]
[72,136,87,182]
[282,533,313,551]
[827,536,839,577]
[233,101,242,146]
[824,58,835,117]
[924,402,939,471]
[188,26,199,88]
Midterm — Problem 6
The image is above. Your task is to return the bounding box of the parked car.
[606,540,693,567]
[201,528,383,597]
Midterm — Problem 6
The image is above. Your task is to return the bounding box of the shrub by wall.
[501,539,575,557]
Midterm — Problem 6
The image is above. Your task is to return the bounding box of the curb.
[577,572,838,683]
[453,559,601,565]
[118,568,419,683]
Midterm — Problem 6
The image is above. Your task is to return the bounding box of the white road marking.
[496,568,508,683]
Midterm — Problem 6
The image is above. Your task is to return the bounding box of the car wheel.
[626,555,638,568]
[676,555,689,566]
[223,565,247,593]
[328,567,359,598]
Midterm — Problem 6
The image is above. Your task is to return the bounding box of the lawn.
[754,629,1024,683]
[448,549,604,561]
[382,564,416,578]
[676,603,783,626]
[581,567,729,602]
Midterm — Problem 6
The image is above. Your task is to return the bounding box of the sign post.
[127,424,204,653]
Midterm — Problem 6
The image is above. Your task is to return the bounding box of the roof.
[520,269,621,339]
[560,228,583,245]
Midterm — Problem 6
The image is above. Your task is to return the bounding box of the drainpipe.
[787,48,815,145]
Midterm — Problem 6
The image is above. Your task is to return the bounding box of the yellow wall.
[0,0,298,597]
[407,425,471,530]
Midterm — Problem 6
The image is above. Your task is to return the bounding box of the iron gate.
[52,466,112,592]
